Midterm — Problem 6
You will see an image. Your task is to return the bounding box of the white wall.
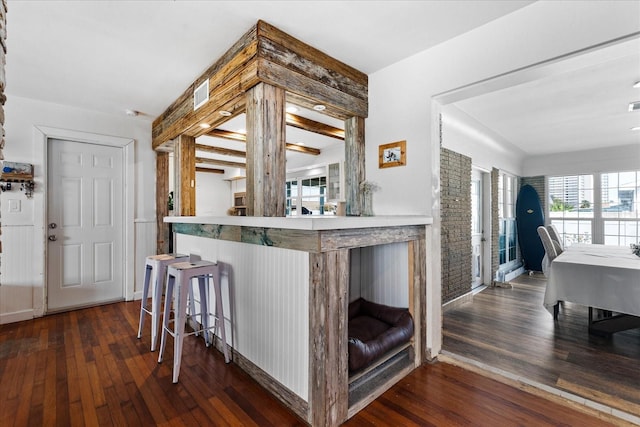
[365,0,640,357]
[523,144,640,177]
[195,171,232,216]
[0,95,156,323]
[367,0,640,215]
[442,105,525,176]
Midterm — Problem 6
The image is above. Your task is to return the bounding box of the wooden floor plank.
[0,299,626,426]
[443,273,640,421]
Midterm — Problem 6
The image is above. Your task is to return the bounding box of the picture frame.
[378,140,406,168]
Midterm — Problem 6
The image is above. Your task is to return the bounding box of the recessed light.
[125,109,139,116]
[631,126,640,131]
[312,104,326,111]
[219,110,232,117]
[286,106,299,113]
[199,123,211,129]
[236,128,246,134]
[634,81,640,89]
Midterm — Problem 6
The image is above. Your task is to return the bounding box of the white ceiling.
[7,0,637,162]
[450,37,640,156]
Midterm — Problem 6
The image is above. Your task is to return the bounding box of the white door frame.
[33,126,135,316]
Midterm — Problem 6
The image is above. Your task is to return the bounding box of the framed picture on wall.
[378,140,406,168]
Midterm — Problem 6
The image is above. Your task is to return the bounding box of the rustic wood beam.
[195,143,245,158]
[196,167,225,174]
[156,151,170,254]
[175,135,196,216]
[207,128,321,155]
[286,113,344,140]
[152,20,367,148]
[344,116,365,216]
[195,156,246,169]
[246,83,286,217]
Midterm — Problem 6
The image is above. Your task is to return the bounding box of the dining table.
[543,243,640,334]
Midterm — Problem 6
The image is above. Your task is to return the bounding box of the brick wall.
[491,168,499,284]
[440,148,472,303]
[0,0,6,273]
[521,176,546,218]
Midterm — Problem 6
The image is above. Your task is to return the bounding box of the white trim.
[33,126,136,314]
[0,309,34,325]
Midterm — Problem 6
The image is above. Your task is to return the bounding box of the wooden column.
[245,83,286,217]
[309,249,349,426]
[156,151,170,254]
[174,135,196,216]
[344,116,365,216]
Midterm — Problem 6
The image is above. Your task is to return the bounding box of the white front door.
[471,169,483,288]
[47,138,124,311]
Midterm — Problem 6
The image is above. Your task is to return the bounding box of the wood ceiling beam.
[286,113,344,140]
[196,167,225,174]
[195,143,245,158]
[206,128,321,155]
[195,156,246,169]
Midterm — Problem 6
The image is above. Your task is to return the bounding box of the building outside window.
[548,170,639,246]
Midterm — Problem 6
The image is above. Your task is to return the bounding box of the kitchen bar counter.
[166,215,431,426]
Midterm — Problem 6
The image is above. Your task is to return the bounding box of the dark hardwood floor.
[443,273,640,424]
[0,298,625,426]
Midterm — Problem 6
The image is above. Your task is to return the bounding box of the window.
[548,175,594,246]
[548,171,639,246]
[286,168,336,216]
[498,173,519,268]
[602,171,639,246]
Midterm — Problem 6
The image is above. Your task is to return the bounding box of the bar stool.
[157,260,230,383]
[137,253,189,351]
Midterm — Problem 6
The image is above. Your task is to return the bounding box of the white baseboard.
[0,309,34,325]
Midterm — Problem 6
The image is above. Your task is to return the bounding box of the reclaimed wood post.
[174,135,196,216]
[245,83,286,217]
[156,151,170,254]
[344,116,365,216]
[309,249,349,426]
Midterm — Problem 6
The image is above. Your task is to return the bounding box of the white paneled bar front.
[166,215,432,426]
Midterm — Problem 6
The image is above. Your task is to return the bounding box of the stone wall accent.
[0,0,6,272]
[491,168,500,285]
[440,148,472,303]
[521,176,546,218]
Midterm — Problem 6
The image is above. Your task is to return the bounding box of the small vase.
[362,192,374,216]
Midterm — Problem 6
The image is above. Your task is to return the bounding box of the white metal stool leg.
[212,268,230,363]
[138,253,188,351]
[157,260,231,383]
[137,262,153,340]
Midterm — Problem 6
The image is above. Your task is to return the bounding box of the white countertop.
[165,215,432,231]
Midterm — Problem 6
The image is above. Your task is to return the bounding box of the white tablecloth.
[543,244,640,316]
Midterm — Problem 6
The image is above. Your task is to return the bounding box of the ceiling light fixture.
[634,81,640,89]
[286,106,299,113]
[125,109,139,116]
[219,110,232,117]
[236,128,246,134]
[631,126,640,131]
[312,104,326,111]
[199,123,211,129]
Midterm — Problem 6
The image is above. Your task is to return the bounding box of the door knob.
[49,223,57,229]
[48,235,57,241]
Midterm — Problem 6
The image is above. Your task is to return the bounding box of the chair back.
[537,226,558,263]
[546,224,564,252]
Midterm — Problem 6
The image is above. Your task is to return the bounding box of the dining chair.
[546,224,564,252]
[537,226,558,277]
